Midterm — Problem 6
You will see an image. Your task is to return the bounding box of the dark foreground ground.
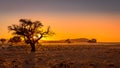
[0,43,120,68]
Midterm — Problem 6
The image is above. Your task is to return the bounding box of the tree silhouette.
[88,39,97,43]
[8,36,22,44]
[8,38,14,45]
[65,39,71,43]
[0,38,6,44]
[8,19,54,52]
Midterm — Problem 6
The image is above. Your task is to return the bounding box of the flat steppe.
[0,43,120,68]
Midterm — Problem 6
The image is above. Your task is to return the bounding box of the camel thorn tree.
[8,19,54,52]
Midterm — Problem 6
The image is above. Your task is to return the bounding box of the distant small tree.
[8,19,54,52]
[88,39,97,43]
[9,36,22,44]
[65,39,71,43]
[8,38,14,45]
[0,38,6,44]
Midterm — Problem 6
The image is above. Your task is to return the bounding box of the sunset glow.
[0,0,120,42]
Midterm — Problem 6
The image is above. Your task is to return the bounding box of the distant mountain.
[70,38,89,42]
[42,38,89,43]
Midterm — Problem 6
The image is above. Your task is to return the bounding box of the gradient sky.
[0,0,120,42]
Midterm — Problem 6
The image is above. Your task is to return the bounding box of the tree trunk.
[30,43,36,52]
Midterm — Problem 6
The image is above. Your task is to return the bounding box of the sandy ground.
[0,43,120,68]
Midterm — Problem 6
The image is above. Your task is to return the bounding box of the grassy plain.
[0,43,120,68]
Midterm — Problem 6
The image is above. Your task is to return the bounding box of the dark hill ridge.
[42,38,90,43]
[70,38,89,42]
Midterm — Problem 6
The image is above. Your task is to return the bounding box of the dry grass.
[0,43,120,68]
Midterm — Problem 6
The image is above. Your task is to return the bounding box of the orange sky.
[0,0,120,42]
[0,12,120,42]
